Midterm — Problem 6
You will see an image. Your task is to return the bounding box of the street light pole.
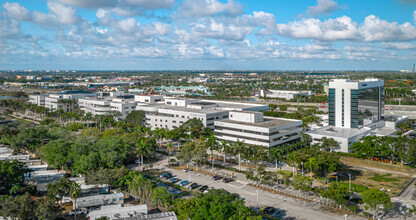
[301,162,304,176]
[348,174,351,191]
[256,189,259,215]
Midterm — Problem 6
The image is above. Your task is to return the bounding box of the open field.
[339,156,416,196]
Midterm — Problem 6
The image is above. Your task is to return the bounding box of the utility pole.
[348,174,351,191]
[256,189,259,215]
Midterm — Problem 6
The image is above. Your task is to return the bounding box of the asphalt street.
[165,166,354,220]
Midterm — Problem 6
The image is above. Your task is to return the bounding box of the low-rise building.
[260,89,313,100]
[87,204,177,220]
[75,193,124,209]
[214,111,302,148]
[44,90,96,112]
[307,126,372,152]
[29,94,49,107]
[79,93,136,118]
[137,97,269,130]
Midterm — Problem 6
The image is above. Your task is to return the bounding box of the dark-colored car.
[189,183,199,189]
[199,185,208,193]
[263,207,276,215]
[222,178,233,183]
[160,173,173,179]
[171,178,180,183]
[212,175,222,180]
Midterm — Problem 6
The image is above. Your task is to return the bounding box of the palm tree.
[135,140,150,169]
[305,157,319,179]
[70,182,81,220]
[320,137,339,152]
[206,134,217,170]
[220,140,229,164]
[269,147,282,170]
[232,140,245,171]
[84,112,93,127]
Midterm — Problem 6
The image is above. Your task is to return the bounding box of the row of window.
[215,131,300,143]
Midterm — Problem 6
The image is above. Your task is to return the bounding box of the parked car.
[171,178,180,183]
[183,168,192,172]
[212,175,222,180]
[189,183,199,189]
[263,207,276,215]
[178,180,190,186]
[160,173,172,179]
[69,209,87,216]
[222,178,233,183]
[199,185,208,193]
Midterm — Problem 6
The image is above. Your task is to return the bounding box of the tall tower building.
[413,64,416,72]
[328,79,384,128]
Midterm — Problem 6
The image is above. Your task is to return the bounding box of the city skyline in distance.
[1,0,416,70]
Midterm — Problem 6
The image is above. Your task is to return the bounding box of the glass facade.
[356,87,383,126]
[328,88,335,126]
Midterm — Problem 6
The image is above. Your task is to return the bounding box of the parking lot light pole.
[256,189,259,214]
[301,162,304,176]
[348,174,351,191]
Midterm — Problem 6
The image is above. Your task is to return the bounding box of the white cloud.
[47,2,81,25]
[177,0,243,17]
[124,0,175,9]
[413,10,416,23]
[117,18,138,33]
[276,14,416,42]
[359,15,416,41]
[3,2,31,21]
[382,42,416,50]
[277,16,359,41]
[307,0,340,17]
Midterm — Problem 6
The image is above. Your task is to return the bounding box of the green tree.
[320,137,339,152]
[305,157,319,179]
[232,140,245,171]
[135,139,150,168]
[40,139,71,170]
[206,134,218,170]
[151,187,173,209]
[125,110,145,127]
[362,189,392,220]
[70,182,82,220]
[0,160,31,191]
[322,184,349,207]
[46,177,72,205]
[2,193,36,220]
[180,118,204,139]
[35,197,63,220]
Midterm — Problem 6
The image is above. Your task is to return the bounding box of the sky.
[1,0,416,71]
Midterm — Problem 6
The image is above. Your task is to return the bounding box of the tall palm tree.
[306,157,319,179]
[135,140,150,169]
[269,147,282,170]
[70,182,81,220]
[220,140,229,164]
[206,134,217,170]
[232,140,245,171]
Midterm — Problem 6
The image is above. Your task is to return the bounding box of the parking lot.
[163,166,349,220]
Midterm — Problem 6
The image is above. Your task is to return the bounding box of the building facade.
[328,78,384,129]
[214,111,302,148]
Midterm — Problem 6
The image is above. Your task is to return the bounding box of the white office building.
[135,97,269,130]
[328,78,384,129]
[29,94,50,107]
[214,111,302,148]
[260,89,313,100]
[44,91,96,112]
[307,78,406,153]
[79,93,137,118]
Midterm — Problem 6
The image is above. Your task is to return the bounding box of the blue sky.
[1,0,416,70]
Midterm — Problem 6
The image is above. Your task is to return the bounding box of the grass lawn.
[339,156,415,196]
[340,156,415,174]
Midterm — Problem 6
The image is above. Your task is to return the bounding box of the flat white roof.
[307,126,371,138]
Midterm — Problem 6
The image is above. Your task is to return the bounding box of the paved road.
[164,166,355,220]
[393,177,416,206]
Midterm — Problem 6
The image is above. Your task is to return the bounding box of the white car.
[69,209,87,216]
